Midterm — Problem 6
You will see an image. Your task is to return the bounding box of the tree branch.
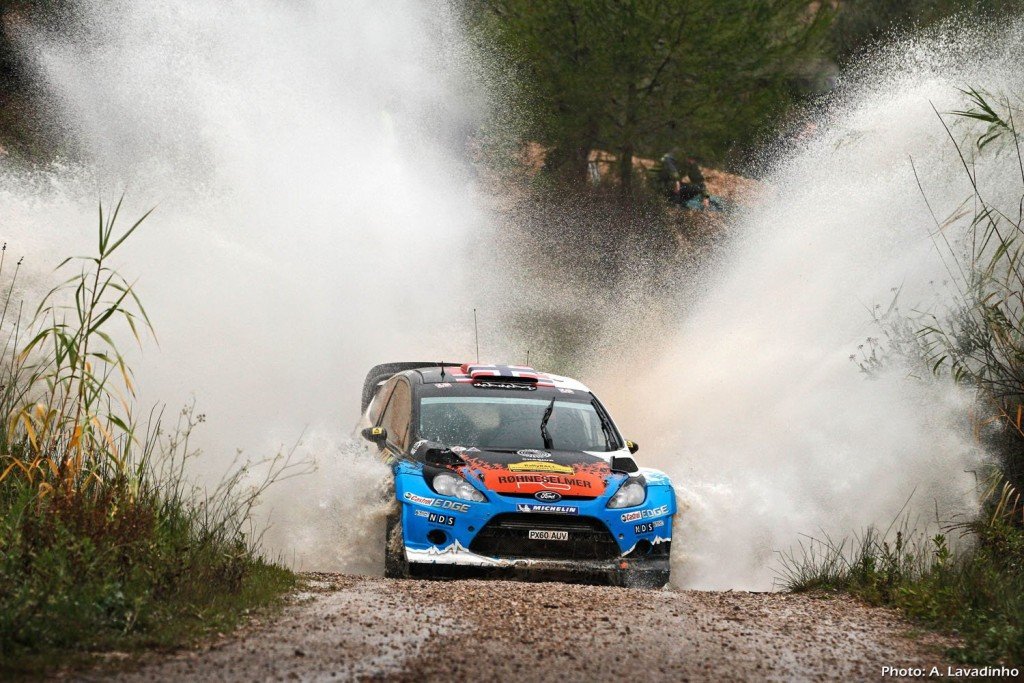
[640,10,688,101]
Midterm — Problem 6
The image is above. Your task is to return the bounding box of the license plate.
[528,530,569,541]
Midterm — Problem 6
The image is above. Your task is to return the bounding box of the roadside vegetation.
[780,520,1022,663]
[780,89,1024,666]
[0,204,296,677]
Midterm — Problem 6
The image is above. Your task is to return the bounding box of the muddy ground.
[84,574,957,682]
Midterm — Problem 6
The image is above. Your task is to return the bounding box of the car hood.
[453,447,613,499]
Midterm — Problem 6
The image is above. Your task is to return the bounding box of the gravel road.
[98,573,956,682]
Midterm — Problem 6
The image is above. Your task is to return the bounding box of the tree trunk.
[619,81,638,193]
[544,142,592,184]
[618,143,634,193]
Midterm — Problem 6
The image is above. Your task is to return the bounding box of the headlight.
[432,472,486,503]
[607,479,646,508]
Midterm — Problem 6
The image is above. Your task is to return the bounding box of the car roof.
[406,363,592,393]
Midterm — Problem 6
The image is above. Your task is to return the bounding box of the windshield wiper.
[539,397,556,450]
[592,399,616,451]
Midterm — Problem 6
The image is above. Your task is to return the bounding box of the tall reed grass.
[917,88,1024,505]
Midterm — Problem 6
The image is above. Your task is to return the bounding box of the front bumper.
[394,462,675,582]
[406,552,671,587]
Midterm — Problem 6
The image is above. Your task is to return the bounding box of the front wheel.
[384,503,409,579]
[620,569,670,589]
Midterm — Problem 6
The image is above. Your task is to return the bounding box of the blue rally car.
[359,362,675,587]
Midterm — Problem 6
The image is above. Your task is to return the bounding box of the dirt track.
[97,574,955,682]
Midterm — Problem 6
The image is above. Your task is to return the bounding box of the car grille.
[469,513,621,561]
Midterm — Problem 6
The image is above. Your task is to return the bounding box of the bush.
[0,202,296,676]
[778,520,1023,664]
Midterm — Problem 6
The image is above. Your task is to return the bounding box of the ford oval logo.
[535,491,561,502]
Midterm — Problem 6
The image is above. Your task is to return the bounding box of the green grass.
[0,473,297,677]
[778,521,1023,664]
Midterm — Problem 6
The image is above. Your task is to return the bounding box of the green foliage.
[778,521,1024,664]
[830,0,1024,66]
[467,0,832,184]
[0,453,295,674]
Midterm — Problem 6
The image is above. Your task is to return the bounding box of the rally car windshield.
[419,396,614,452]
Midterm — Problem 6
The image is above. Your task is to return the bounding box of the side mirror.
[361,426,388,445]
[626,440,639,454]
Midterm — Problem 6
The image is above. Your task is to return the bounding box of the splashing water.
[2,4,1020,584]
[604,22,1024,589]
[1,0,492,571]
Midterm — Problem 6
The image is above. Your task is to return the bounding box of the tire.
[648,570,671,589]
[622,569,671,589]
[383,502,409,579]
